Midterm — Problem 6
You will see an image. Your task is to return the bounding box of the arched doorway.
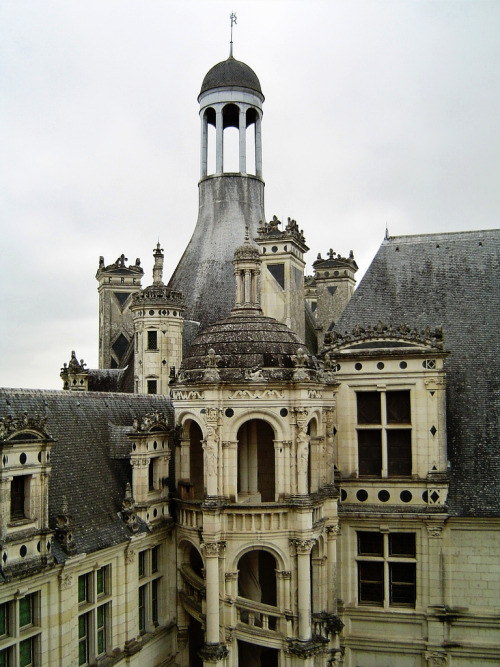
[237,420,275,502]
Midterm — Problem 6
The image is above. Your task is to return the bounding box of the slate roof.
[0,389,174,557]
[335,229,500,517]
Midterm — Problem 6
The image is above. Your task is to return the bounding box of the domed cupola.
[200,56,263,97]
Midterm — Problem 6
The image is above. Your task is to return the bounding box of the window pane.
[78,575,88,604]
[19,596,32,627]
[386,390,411,423]
[0,603,7,637]
[358,561,384,605]
[387,430,412,476]
[358,532,383,556]
[138,586,146,633]
[78,614,88,666]
[138,552,146,578]
[0,648,8,667]
[390,562,416,606]
[149,460,155,490]
[358,430,382,476]
[147,331,157,350]
[152,579,159,626]
[10,476,25,520]
[357,392,381,424]
[97,568,104,596]
[389,533,416,557]
[152,546,159,573]
[147,380,157,395]
[97,605,106,655]
[19,638,32,667]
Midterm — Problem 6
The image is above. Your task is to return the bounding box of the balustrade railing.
[235,596,284,635]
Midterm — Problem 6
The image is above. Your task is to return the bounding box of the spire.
[229,12,237,58]
[152,242,164,286]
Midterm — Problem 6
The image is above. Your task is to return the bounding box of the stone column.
[255,114,263,178]
[216,107,223,174]
[244,269,252,304]
[199,542,228,665]
[200,112,208,178]
[234,269,243,306]
[326,524,339,614]
[239,107,247,174]
[323,407,335,485]
[292,539,315,641]
[282,441,292,497]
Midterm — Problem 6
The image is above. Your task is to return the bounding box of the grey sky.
[1,0,499,389]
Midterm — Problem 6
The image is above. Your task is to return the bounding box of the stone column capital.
[201,540,226,557]
[290,538,316,554]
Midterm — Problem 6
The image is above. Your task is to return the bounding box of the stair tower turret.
[130,243,184,395]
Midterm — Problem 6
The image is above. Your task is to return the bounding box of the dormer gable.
[127,411,172,527]
[0,414,54,576]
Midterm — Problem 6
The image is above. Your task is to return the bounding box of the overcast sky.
[1,0,499,389]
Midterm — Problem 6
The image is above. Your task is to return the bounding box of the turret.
[130,243,184,394]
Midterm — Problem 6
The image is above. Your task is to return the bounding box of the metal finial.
[244,225,250,242]
[230,12,237,57]
[385,222,389,240]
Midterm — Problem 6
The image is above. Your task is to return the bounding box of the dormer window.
[357,390,412,477]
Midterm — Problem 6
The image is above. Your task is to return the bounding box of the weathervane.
[230,12,237,57]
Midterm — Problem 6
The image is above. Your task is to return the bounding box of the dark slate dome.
[179,314,312,382]
[200,57,263,96]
